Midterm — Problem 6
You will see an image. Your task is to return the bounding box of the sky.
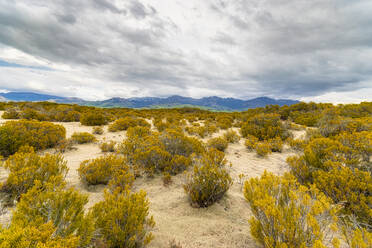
[0,0,371,103]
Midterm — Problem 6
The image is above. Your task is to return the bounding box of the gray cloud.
[0,0,371,102]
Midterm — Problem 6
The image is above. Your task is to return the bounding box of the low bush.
[0,120,66,156]
[183,152,232,207]
[1,148,68,201]
[244,172,339,248]
[244,135,259,151]
[287,138,306,151]
[92,188,155,248]
[78,154,132,186]
[99,141,116,152]
[92,126,104,135]
[268,137,283,152]
[80,112,107,126]
[223,130,240,143]
[55,138,75,153]
[71,132,96,144]
[2,108,20,119]
[108,117,150,132]
[207,137,228,152]
[255,142,272,157]
[7,181,94,247]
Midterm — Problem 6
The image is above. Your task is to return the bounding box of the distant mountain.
[0,91,299,111]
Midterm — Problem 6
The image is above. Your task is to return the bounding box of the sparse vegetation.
[71,132,96,144]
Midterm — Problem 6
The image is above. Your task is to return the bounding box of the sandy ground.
[0,113,305,247]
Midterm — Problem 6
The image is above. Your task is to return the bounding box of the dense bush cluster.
[80,112,108,126]
[108,117,150,132]
[0,120,66,156]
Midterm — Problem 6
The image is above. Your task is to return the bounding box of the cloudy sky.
[0,0,371,103]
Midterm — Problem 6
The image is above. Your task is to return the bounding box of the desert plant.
[1,148,68,200]
[55,138,75,153]
[268,137,283,152]
[244,134,259,151]
[93,126,104,135]
[183,153,232,207]
[108,117,150,132]
[207,137,229,152]
[99,141,117,153]
[255,142,272,157]
[223,130,240,143]
[0,120,66,156]
[80,112,107,126]
[92,188,155,248]
[78,154,132,186]
[71,132,96,144]
[244,171,339,248]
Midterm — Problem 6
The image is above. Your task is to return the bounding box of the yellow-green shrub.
[288,137,306,151]
[1,148,68,200]
[255,142,272,157]
[0,120,66,156]
[80,112,107,126]
[78,154,132,186]
[99,141,116,152]
[223,130,240,143]
[5,181,94,247]
[244,171,339,248]
[92,126,104,135]
[183,152,232,207]
[268,137,283,152]
[108,117,150,132]
[244,134,259,150]
[207,137,228,152]
[2,108,20,119]
[55,138,75,153]
[92,188,155,248]
[71,132,96,144]
[240,113,288,141]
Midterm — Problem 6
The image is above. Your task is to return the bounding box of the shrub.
[288,137,306,152]
[92,188,155,248]
[71,132,96,144]
[99,141,116,152]
[268,137,283,152]
[6,181,94,247]
[183,153,232,207]
[55,138,75,153]
[93,126,104,135]
[223,130,240,143]
[78,154,132,186]
[108,117,150,132]
[244,134,259,150]
[162,172,172,186]
[1,148,68,200]
[240,113,288,141]
[80,112,107,126]
[207,137,228,152]
[244,172,339,248]
[255,142,272,157]
[2,108,20,119]
[0,120,66,156]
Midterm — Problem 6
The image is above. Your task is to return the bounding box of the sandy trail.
[0,114,305,247]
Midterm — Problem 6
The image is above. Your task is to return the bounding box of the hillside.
[0,92,299,111]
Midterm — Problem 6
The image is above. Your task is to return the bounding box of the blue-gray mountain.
[0,92,299,111]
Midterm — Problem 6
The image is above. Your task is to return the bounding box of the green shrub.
[71,132,96,144]
[2,108,20,119]
[244,134,259,151]
[1,148,68,201]
[244,172,339,248]
[255,142,272,157]
[207,137,228,152]
[92,188,155,248]
[80,112,107,126]
[268,137,283,152]
[287,138,306,151]
[92,126,104,135]
[240,113,288,141]
[78,154,133,186]
[223,130,240,143]
[183,152,232,207]
[108,117,150,132]
[6,181,94,247]
[99,141,116,152]
[0,120,66,156]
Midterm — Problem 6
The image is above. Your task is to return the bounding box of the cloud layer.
[0,0,371,102]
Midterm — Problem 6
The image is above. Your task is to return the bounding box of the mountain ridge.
[0,91,299,111]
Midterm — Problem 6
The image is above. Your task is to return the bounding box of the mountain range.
[0,92,299,111]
